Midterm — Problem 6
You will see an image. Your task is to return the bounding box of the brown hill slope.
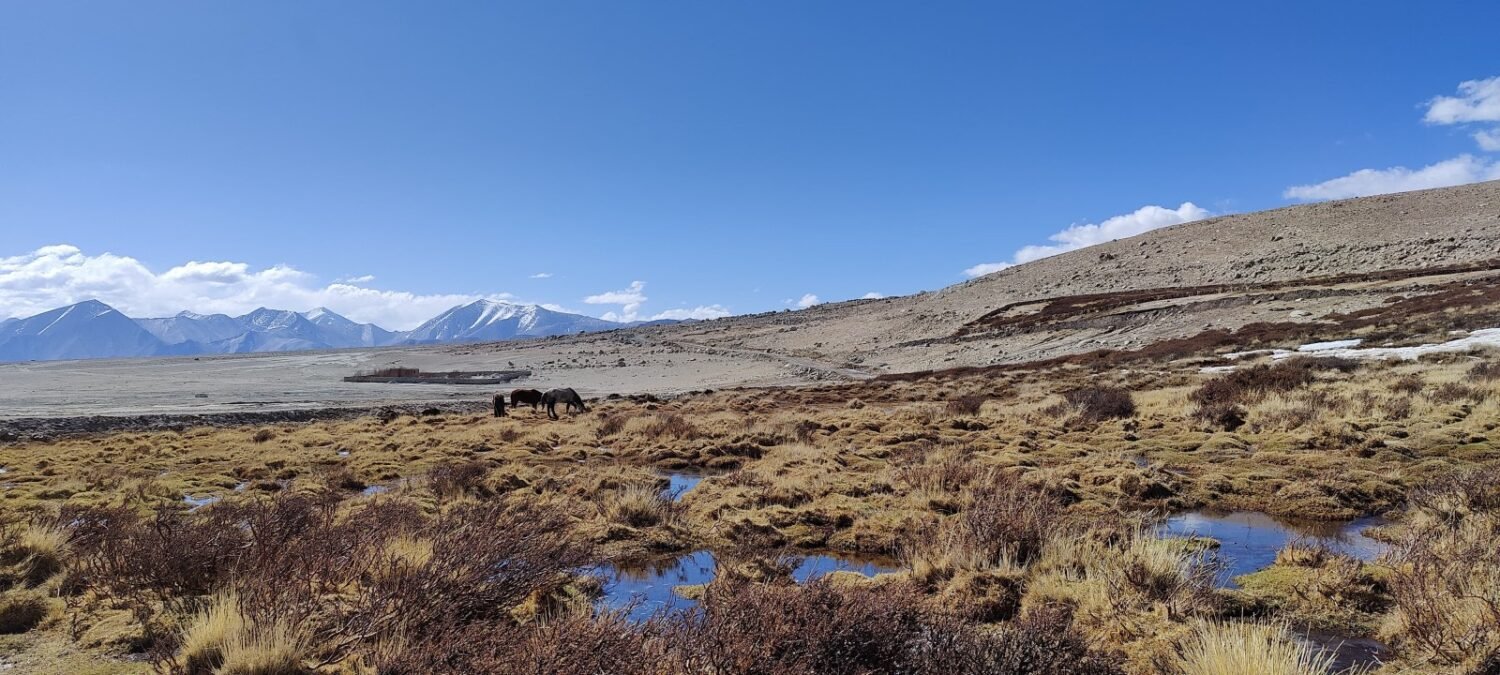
[627,179,1500,374]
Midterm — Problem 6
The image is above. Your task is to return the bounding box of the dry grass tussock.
[1173,621,1343,675]
[0,346,1499,671]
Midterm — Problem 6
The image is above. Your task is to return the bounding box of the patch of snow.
[1277,328,1500,361]
[183,494,220,511]
[1199,366,1239,374]
[1223,349,1278,360]
[1298,339,1362,352]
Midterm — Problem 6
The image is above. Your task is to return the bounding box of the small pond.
[657,469,730,502]
[1301,630,1390,673]
[598,550,900,622]
[1161,511,1386,586]
[182,494,220,510]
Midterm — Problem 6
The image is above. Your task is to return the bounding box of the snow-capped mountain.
[134,307,407,355]
[0,300,180,362]
[402,299,619,343]
[137,311,246,345]
[301,307,404,348]
[0,298,659,363]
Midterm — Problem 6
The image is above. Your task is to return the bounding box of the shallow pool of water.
[661,473,705,501]
[658,469,732,501]
[598,550,900,621]
[1161,511,1386,586]
[1300,630,1389,673]
[182,494,220,510]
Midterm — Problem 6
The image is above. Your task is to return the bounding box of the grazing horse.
[492,393,506,417]
[510,388,544,410]
[541,388,587,420]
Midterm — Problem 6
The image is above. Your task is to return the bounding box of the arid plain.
[4,182,1500,674]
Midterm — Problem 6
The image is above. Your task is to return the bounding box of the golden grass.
[2,349,1499,672]
[1175,622,1342,675]
[179,594,307,675]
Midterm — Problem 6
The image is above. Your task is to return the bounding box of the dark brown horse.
[510,388,544,410]
[541,388,586,420]
[492,392,506,417]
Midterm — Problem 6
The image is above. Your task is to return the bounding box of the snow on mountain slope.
[403,299,619,343]
[0,299,644,362]
[300,307,404,347]
[0,300,175,362]
[137,311,246,345]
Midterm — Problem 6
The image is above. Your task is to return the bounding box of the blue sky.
[3,2,1499,328]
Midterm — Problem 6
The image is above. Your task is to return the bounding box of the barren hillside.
[617,179,1500,373]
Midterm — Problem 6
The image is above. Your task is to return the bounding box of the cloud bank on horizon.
[0,245,729,329]
[1285,76,1500,201]
[964,202,1209,278]
[965,75,1500,279]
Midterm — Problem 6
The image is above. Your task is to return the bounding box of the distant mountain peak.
[2,298,654,363]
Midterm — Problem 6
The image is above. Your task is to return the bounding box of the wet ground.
[598,550,901,622]
[1162,510,1386,586]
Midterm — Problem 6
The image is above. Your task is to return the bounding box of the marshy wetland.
[2,347,1500,674]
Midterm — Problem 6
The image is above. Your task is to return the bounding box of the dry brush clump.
[1381,467,1500,670]
[1171,621,1341,675]
[54,493,597,673]
[668,575,1122,675]
[1189,357,1357,430]
[1054,385,1137,423]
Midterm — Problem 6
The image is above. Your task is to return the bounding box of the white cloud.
[1283,154,1500,201]
[649,305,731,321]
[1283,77,1500,203]
[0,244,510,330]
[860,292,884,299]
[585,281,648,321]
[1476,129,1500,152]
[340,274,377,283]
[795,293,821,309]
[963,202,1208,277]
[529,272,553,279]
[1424,76,1500,125]
[962,262,1013,278]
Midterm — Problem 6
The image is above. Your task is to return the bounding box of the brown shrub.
[428,460,491,499]
[1429,382,1489,405]
[1191,402,1246,432]
[1060,386,1136,422]
[1381,397,1413,420]
[250,429,275,444]
[594,414,629,441]
[946,395,987,417]
[68,495,593,672]
[957,477,1066,567]
[0,592,49,634]
[1188,359,1347,430]
[1389,373,1425,395]
[667,578,1120,675]
[1385,468,1500,667]
[640,414,699,440]
[1469,361,1500,382]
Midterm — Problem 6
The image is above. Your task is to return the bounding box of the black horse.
[492,393,506,417]
[541,388,587,420]
[510,388,544,410]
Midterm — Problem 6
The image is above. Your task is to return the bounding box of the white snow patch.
[1223,349,1279,360]
[1298,339,1362,352]
[1275,328,1500,361]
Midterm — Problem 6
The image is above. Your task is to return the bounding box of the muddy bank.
[0,401,491,443]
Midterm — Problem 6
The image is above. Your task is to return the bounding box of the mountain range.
[0,299,659,363]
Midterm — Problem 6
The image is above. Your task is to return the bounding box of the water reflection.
[1162,510,1386,586]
